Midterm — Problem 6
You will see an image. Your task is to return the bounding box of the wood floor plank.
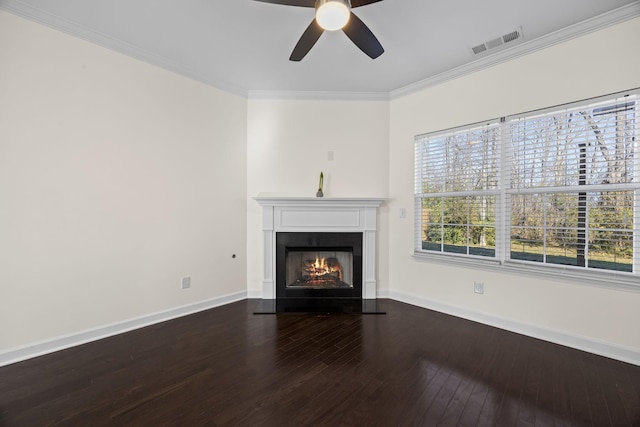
[436,370,476,426]
[551,347,575,427]
[567,349,595,426]
[516,343,542,427]
[605,357,640,426]
[1,299,639,426]
[400,364,451,425]
[581,352,617,427]
[457,382,490,426]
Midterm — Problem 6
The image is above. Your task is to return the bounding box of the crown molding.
[2,0,638,101]
[0,0,249,98]
[247,90,389,101]
[390,2,640,100]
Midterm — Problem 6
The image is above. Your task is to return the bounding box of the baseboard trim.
[4,290,638,367]
[0,291,247,367]
[387,290,640,366]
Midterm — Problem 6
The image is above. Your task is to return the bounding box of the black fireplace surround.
[275,232,363,299]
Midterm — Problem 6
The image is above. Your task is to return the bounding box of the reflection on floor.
[253,298,386,314]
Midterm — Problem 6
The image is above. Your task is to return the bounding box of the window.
[415,123,501,258]
[414,90,640,284]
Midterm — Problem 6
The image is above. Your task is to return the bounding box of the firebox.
[275,232,363,299]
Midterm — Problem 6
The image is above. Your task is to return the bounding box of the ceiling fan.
[253,0,384,61]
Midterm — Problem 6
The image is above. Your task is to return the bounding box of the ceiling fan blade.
[290,20,324,61]
[252,0,315,7]
[342,12,384,59]
[351,0,383,8]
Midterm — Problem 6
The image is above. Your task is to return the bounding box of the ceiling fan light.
[315,0,350,31]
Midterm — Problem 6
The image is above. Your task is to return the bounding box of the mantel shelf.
[254,195,386,207]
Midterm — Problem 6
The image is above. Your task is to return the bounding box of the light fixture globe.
[315,0,351,31]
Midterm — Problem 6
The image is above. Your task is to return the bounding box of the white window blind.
[414,89,640,281]
[507,96,639,272]
[414,122,501,257]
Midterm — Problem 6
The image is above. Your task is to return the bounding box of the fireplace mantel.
[254,195,385,300]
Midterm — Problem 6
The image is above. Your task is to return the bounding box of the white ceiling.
[2,0,639,97]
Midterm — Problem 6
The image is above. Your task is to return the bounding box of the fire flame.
[313,257,330,275]
[306,256,341,280]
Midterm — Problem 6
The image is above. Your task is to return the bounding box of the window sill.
[412,251,640,292]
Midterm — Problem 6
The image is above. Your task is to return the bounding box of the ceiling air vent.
[471,44,487,55]
[502,29,521,44]
[471,26,523,56]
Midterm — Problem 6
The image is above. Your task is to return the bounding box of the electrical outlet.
[181,276,191,289]
[474,281,484,294]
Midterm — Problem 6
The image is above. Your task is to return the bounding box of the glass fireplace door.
[285,250,353,289]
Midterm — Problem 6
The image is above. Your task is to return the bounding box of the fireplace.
[276,232,362,299]
[254,196,385,301]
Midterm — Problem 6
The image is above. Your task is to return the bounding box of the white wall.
[0,12,248,351]
[388,17,640,358]
[246,98,390,297]
[2,8,639,365]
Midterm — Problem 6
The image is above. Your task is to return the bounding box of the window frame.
[414,121,503,260]
[413,89,640,291]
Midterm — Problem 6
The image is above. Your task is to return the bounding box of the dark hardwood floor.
[1,299,638,426]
